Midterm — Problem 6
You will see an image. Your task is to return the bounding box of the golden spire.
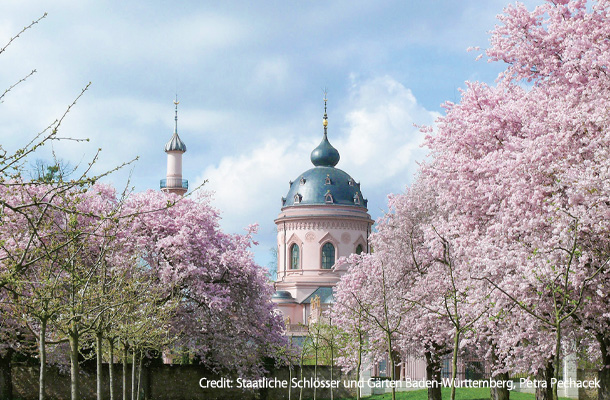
[323,89,328,135]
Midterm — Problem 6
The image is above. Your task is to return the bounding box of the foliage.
[332,2,610,400]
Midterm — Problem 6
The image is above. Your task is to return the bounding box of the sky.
[0,0,540,270]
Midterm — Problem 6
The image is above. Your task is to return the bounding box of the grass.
[311,387,572,400]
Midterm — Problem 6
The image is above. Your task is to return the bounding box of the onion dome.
[164,98,187,153]
[164,133,187,153]
[310,95,339,167]
[310,133,339,167]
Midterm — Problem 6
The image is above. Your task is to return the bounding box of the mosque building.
[159,96,373,339]
[270,96,374,337]
[157,98,583,397]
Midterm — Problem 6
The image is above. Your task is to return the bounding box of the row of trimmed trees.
[0,181,287,400]
[0,16,287,400]
[332,2,610,400]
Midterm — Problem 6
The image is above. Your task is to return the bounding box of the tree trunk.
[109,339,114,400]
[535,361,554,400]
[330,337,334,400]
[490,372,510,400]
[425,351,442,400]
[356,333,362,400]
[131,348,136,400]
[356,345,362,400]
[288,363,292,400]
[599,334,610,400]
[489,346,509,400]
[386,332,396,400]
[299,344,305,400]
[553,326,561,400]
[600,368,610,400]
[122,343,128,400]
[96,332,104,400]
[39,319,47,400]
[0,348,13,400]
[450,332,460,400]
[69,332,80,400]
[314,343,318,400]
[136,350,143,400]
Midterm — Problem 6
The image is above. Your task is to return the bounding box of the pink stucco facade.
[273,194,373,330]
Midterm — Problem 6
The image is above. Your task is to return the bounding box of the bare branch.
[0,13,47,56]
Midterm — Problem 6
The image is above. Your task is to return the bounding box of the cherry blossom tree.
[335,6,610,400]
[333,250,409,400]
[125,190,287,377]
[375,183,455,399]
[333,181,457,400]
[330,290,369,400]
[0,17,133,399]
[381,179,492,400]
[422,2,610,399]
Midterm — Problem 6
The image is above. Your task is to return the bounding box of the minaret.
[160,97,188,196]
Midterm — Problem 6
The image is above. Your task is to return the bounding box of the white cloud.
[194,138,310,233]
[337,76,439,192]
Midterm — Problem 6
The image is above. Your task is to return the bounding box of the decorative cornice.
[277,220,370,232]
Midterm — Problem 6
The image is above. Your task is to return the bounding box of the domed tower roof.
[282,95,367,209]
[164,99,187,153]
[164,133,187,153]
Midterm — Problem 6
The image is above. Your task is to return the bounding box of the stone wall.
[13,363,356,400]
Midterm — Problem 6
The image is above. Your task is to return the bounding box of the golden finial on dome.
[323,89,328,130]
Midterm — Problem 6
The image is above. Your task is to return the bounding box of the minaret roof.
[165,133,187,153]
[164,97,187,153]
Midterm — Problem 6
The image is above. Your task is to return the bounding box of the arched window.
[321,242,335,269]
[290,244,300,269]
[294,194,302,204]
[325,192,333,203]
[356,244,363,255]
[325,174,331,185]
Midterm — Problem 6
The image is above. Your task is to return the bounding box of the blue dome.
[272,290,294,300]
[310,134,340,167]
[282,101,367,209]
[283,166,367,208]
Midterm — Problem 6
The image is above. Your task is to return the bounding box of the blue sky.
[0,0,538,269]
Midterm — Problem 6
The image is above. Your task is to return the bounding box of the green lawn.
[316,387,572,400]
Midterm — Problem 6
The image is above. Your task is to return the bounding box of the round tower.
[161,98,188,196]
[273,94,374,331]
